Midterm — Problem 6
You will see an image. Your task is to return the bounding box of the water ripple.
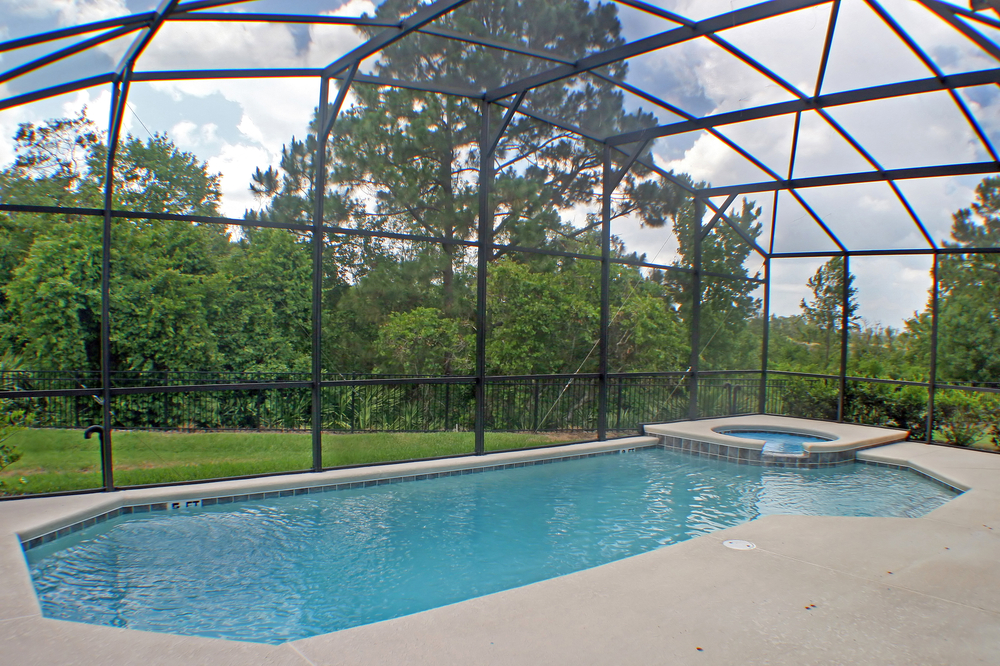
[27,451,956,643]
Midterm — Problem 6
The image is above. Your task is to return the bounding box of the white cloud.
[4,0,130,25]
[170,120,198,147]
[61,87,113,126]
[207,142,271,218]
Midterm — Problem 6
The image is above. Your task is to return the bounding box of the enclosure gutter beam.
[475,101,494,456]
[759,256,771,414]
[310,65,358,472]
[322,0,474,78]
[599,146,613,441]
[926,253,940,442]
[837,254,851,422]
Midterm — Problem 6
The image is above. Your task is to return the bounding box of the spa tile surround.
[642,415,911,469]
[653,433,856,468]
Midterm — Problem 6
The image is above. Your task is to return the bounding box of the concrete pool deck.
[2,436,999,664]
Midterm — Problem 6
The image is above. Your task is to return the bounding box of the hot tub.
[643,415,909,468]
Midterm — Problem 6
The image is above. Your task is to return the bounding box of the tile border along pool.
[3,419,1000,665]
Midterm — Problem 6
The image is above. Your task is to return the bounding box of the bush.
[844,382,928,440]
[0,402,29,495]
[934,391,995,448]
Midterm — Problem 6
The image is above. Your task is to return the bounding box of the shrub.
[0,401,29,495]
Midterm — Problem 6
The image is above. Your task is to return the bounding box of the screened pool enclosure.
[2,0,1000,494]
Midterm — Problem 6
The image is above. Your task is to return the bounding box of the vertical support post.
[310,66,357,471]
[532,378,540,432]
[689,199,704,420]
[475,101,493,455]
[758,256,771,414]
[837,253,850,422]
[598,145,612,440]
[99,74,131,492]
[310,76,330,472]
[926,253,940,442]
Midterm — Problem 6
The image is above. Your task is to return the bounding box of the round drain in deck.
[723,539,756,550]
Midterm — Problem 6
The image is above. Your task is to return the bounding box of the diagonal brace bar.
[699,194,738,240]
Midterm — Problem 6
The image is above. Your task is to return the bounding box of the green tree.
[376,307,473,376]
[907,177,1000,383]
[1,113,312,376]
[251,0,677,317]
[670,195,765,370]
[799,256,859,372]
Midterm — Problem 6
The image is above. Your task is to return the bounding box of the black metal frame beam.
[322,0,475,77]
[6,0,1000,500]
[475,101,493,455]
[688,198,706,420]
[927,254,940,442]
[485,0,826,102]
[0,204,762,282]
[0,25,143,86]
[836,254,850,421]
[310,64,358,472]
[699,161,1000,197]
[608,69,1000,147]
[599,146,613,440]
[759,256,772,413]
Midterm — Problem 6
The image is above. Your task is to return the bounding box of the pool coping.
[3,431,1000,664]
[16,437,661,549]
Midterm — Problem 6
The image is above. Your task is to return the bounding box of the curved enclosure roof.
[2,0,1000,257]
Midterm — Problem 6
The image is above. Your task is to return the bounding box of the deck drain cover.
[723,539,756,550]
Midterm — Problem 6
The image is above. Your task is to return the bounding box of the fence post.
[616,377,624,432]
[532,378,540,431]
[444,382,451,431]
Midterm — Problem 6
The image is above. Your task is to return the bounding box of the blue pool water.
[26,448,957,644]
[721,429,831,454]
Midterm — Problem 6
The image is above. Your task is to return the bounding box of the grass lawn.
[0,429,586,495]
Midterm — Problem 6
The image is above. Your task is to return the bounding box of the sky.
[1,0,997,329]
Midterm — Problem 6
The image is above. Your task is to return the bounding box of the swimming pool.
[24,447,958,644]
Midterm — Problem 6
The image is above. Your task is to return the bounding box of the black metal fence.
[3,369,999,446]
